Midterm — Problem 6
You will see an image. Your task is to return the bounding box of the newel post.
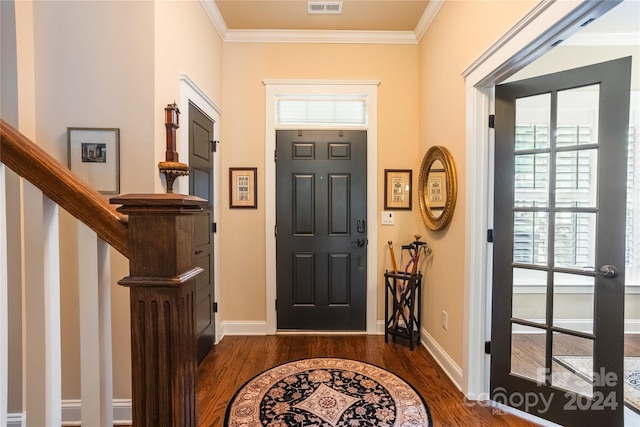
[110,193,205,426]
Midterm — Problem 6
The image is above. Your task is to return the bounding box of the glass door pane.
[493,57,630,426]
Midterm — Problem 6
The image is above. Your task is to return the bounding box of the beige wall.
[30,0,156,402]
[154,0,224,193]
[219,42,424,322]
[418,0,536,365]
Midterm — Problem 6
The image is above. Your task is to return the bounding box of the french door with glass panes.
[491,57,631,426]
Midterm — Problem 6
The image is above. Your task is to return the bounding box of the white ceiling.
[563,0,640,46]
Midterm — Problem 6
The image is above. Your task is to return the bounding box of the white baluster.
[24,182,62,426]
[78,222,113,426]
[1,164,8,427]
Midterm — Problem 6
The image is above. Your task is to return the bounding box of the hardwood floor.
[196,335,542,426]
[512,333,640,382]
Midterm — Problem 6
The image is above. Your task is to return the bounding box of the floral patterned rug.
[224,358,432,426]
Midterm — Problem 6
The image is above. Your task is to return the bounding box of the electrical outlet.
[441,310,448,330]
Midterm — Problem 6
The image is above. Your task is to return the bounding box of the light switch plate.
[381,211,395,225]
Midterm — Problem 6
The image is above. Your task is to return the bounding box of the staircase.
[1,119,204,426]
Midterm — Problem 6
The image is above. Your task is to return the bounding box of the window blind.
[276,96,367,126]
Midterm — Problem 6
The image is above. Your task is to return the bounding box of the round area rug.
[224,357,432,426]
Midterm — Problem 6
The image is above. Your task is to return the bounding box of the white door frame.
[461,0,622,399]
[179,74,223,343]
[264,80,380,334]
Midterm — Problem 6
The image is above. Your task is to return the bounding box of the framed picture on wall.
[384,169,412,210]
[67,127,120,194]
[229,167,257,208]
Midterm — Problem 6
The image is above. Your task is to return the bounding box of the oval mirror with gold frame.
[418,146,457,231]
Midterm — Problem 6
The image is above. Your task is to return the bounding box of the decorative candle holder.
[158,102,189,193]
[158,161,189,193]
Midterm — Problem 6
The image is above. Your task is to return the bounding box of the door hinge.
[211,140,219,152]
[487,229,494,242]
[488,114,495,129]
[212,223,217,233]
[275,299,278,311]
[213,302,218,313]
[485,341,491,354]
[274,149,277,162]
[274,225,278,237]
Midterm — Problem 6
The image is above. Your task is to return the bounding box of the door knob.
[351,238,366,247]
[597,265,619,279]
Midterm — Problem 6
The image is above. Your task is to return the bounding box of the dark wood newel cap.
[110,193,206,215]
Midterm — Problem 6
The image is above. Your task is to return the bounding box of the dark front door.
[276,130,367,330]
[491,57,631,426]
[188,102,216,363]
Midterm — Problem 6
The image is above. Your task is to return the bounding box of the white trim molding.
[61,399,132,426]
[264,80,379,335]
[199,0,227,41]
[225,29,418,45]
[179,74,223,344]
[6,412,25,427]
[421,328,463,391]
[414,0,445,42]
[222,321,268,336]
[262,79,380,87]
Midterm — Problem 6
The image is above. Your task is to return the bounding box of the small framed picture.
[384,169,412,210]
[229,167,257,208]
[427,170,446,208]
[67,127,120,194]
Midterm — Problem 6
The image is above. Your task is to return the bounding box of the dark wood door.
[492,57,631,426]
[276,130,367,330]
[188,102,215,363]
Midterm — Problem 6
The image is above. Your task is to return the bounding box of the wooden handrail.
[0,119,129,257]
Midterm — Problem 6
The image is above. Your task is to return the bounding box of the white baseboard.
[222,320,268,335]
[376,320,463,391]
[420,328,464,391]
[60,399,131,426]
[7,412,25,427]
[223,321,375,336]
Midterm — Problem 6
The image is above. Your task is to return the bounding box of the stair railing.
[1,119,203,426]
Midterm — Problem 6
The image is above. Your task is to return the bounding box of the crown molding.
[560,32,640,46]
[199,0,444,45]
[200,0,227,40]
[224,29,417,44]
[414,0,445,43]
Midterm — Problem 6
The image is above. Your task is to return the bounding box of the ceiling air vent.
[308,1,343,15]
